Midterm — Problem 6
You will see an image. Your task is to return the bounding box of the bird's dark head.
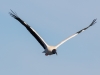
[52,49,57,55]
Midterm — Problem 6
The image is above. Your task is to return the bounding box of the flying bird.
[9,10,97,56]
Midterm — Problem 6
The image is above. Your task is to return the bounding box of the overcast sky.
[0,0,100,75]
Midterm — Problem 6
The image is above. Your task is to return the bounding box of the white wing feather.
[9,10,49,49]
[55,33,78,48]
[55,19,97,49]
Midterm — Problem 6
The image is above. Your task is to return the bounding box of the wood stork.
[9,10,97,56]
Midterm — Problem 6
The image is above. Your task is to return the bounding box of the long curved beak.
[56,52,57,55]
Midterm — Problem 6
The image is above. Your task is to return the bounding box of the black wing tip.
[93,18,97,21]
[93,18,97,23]
[77,19,97,34]
[90,18,97,26]
[9,9,18,19]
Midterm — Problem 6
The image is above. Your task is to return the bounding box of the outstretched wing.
[55,19,97,49]
[9,10,49,49]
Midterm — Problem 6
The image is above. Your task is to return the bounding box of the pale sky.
[0,0,100,75]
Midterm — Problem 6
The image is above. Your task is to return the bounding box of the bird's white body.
[9,10,97,56]
[44,46,56,55]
